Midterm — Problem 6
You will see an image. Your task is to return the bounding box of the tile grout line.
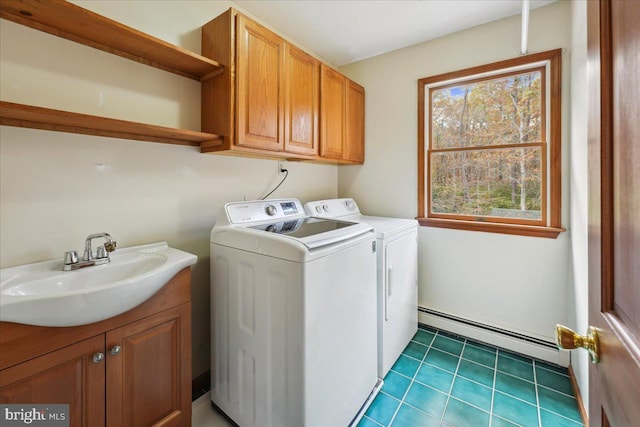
[501,352,570,379]
[498,369,535,384]
[363,415,385,427]
[438,336,467,425]
[538,409,585,426]
[489,346,499,427]
[535,363,571,378]
[493,388,542,408]
[531,362,584,426]
[387,331,436,426]
[533,360,543,427]
[536,382,580,399]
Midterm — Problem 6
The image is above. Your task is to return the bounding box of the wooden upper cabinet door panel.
[284,44,319,156]
[345,80,365,163]
[0,335,106,427]
[320,65,346,159]
[106,304,191,427]
[235,14,285,151]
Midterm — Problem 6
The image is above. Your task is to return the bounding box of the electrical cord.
[261,168,289,200]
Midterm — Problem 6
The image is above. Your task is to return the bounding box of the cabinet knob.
[92,352,105,364]
[110,345,122,356]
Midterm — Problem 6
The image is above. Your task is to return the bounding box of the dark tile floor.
[359,326,584,427]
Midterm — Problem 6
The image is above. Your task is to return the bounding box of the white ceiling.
[234,0,557,66]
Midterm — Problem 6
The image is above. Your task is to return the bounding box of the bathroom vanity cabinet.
[0,268,192,427]
[201,8,365,164]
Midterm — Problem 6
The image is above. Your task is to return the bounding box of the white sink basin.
[0,242,197,327]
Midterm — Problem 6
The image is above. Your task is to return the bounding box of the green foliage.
[429,68,544,220]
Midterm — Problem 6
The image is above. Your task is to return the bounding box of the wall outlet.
[277,160,287,176]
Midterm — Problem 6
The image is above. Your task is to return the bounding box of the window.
[417,49,564,238]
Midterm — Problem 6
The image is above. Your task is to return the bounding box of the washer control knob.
[315,205,323,214]
[265,204,277,216]
[345,200,355,210]
[322,204,329,212]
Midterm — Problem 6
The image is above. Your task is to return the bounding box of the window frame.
[417,49,564,238]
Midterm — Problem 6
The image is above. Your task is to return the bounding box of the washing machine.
[210,198,380,427]
[304,198,418,378]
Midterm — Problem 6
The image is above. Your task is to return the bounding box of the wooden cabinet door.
[236,14,285,151]
[105,304,191,427]
[284,44,319,156]
[0,335,106,427]
[320,64,346,159]
[345,79,365,163]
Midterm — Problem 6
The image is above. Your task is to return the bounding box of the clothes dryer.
[305,198,418,378]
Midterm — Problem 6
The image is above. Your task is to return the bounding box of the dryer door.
[381,231,418,376]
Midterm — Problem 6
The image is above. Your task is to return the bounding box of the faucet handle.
[96,246,107,259]
[64,250,78,265]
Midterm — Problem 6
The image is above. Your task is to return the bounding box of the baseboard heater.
[419,306,557,350]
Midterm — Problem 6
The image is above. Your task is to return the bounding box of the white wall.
[569,0,590,408]
[0,1,338,379]
[339,1,574,363]
[0,0,590,394]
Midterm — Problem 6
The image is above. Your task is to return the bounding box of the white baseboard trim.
[419,310,570,366]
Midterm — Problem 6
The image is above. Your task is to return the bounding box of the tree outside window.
[417,50,564,238]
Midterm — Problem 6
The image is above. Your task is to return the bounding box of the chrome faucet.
[63,233,117,271]
[83,233,116,261]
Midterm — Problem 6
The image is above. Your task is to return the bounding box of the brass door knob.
[555,324,600,363]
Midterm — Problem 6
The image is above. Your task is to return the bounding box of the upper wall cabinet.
[320,65,346,160]
[0,0,223,147]
[285,44,320,157]
[319,65,365,164]
[236,14,286,152]
[345,80,365,163]
[201,8,363,164]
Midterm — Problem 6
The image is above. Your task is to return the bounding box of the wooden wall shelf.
[0,0,223,81]
[0,102,221,147]
[0,0,224,147]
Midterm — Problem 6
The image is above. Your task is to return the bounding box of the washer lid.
[211,218,373,261]
[214,198,375,254]
[250,217,356,238]
[248,217,372,249]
